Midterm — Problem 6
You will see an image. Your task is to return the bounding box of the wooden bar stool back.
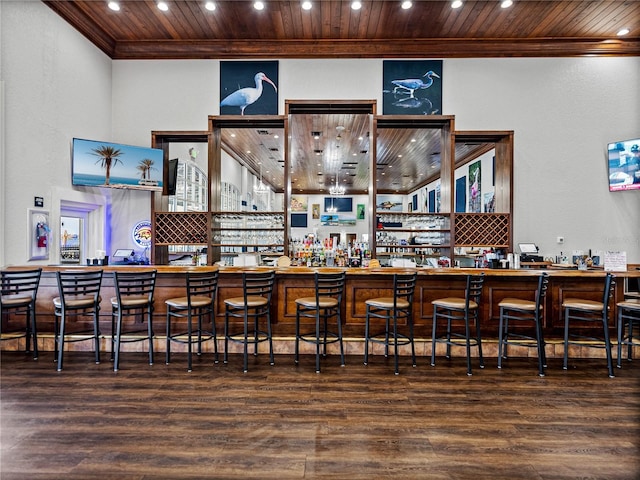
[110,270,157,372]
[165,270,219,372]
[431,273,485,376]
[616,298,640,368]
[294,270,347,373]
[224,269,276,373]
[1,268,42,359]
[497,272,549,376]
[53,270,103,371]
[562,272,615,378]
[364,271,418,375]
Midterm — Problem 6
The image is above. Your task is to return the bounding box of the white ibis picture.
[220,72,278,115]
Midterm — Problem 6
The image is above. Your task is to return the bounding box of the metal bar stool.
[498,272,549,376]
[431,273,485,376]
[364,272,418,375]
[1,268,42,359]
[616,298,640,368]
[563,272,615,378]
[54,270,104,371]
[110,270,157,372]
[224,269,276,373]
[294,270,346,373]
[165,270,219,372]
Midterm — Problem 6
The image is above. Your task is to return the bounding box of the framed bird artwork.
[220,61,279,116]
[382,60,442,115]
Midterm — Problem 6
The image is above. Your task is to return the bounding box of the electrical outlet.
[557,236,564,244]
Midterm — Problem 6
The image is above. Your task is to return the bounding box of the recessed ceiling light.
[254,1,265,10]
[157,2,169,12]
[205,2,216,11]
[401,1,412,9]
[302,1,312,10]
[617,28,630,36]
[451,0,463,8]
[501,0,513,8]
[108,2,120,11]
[351,1,362,11]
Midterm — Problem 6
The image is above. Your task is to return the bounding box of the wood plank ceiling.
[43,0,639,195]
[44,0,639,59]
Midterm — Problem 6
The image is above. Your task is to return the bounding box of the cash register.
[111,249,136,265]
[519,243,544,263]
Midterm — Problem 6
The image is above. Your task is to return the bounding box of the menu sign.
[604,251,627,272]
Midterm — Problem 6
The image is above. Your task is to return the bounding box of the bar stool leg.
[114,312,123,371]
[166,310,171,365]
[315,309,321,373]
[294,309,300,364]
[93,310,101,365]
[393,313,399,375]
[338,310,345,367]
[187,310,193,373]
[147,307,154,366]
[617,308,623,369]
[430,308,437,367]
[364,308,370,366]
[563,308,570,370]
[57,313,66,372]
[243,309,249,373]
[601,312,614,378]
[267,310,274,366]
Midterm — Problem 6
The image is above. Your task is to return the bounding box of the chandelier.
[254,162,269,195]
[329,171,345,196]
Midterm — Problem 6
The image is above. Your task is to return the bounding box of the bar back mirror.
[210,117,286,266]
[374,116,454,267]
[453,131,514,258]
[286,101,374,255]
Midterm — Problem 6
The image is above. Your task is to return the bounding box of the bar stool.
[616,298,640,368]
[54,270,103,371]
[1,268,42,359]
[431,273,485,376]
[224,269,276,373]
[165,270,219,372]
[563,272,615,378]
[110,270,157,372]
[497,272,549,376]
[364,272,418,375]
[294,270,346,373]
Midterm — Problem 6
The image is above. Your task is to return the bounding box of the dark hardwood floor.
[1,351,639,479]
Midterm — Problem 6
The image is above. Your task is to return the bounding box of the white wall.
[2,2,639,265]
[1,1,112,265]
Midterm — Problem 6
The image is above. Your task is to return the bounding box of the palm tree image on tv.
[72,138,164,190]
[137,158,157,181]
[90,145,124,186]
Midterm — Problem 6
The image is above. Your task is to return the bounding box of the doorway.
[60,216,82,264]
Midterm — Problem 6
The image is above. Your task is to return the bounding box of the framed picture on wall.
[290,195,308,212]
[220,61,278,115]
[382,60,443,115]
[468,160,482,213]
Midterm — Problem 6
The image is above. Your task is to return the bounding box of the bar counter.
[3,264,640,357]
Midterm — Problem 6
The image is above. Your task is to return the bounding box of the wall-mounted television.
[607,138,640,192]
[72,138,164,191]
[324,197,353,213]
[167,158,179,195]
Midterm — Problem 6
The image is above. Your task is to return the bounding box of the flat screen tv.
[167,158,179,195]
[72,138,164,191]
[607,138,640,192]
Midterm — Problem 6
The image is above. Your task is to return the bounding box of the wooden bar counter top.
[3,264,639,358]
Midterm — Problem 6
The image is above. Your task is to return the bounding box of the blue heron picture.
[383,60,443,115]
[220,61,279,116]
